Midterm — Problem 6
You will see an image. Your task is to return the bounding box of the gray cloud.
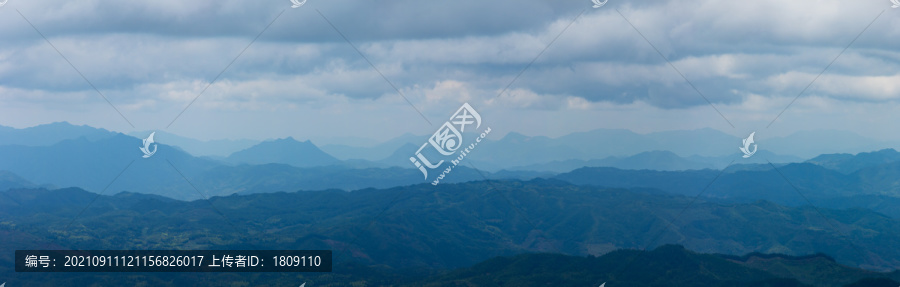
[1,0,899,142]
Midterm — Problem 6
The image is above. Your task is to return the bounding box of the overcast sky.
[0,0,899,145]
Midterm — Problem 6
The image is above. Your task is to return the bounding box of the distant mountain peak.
[43,121,73,126]
[0,121,117,147]
[226,137,339,168]
[632,150,679,157]
[270,136,314,144]
[870,148,899,155]
[499,131,529,142]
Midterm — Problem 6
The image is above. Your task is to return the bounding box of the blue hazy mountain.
[4,122,895,169]
[0,127,535,200]
[473,129,661,167]
[557,162,853,202]
[376,128,891,170]
[475,131,595,165]
[0,133,222,200]
[378,131,729,171]
[381,142,802,172]
[765,130,896,159]
[692,150,805,167]
[643,128,741,155]
[376,142,420,167]
[127,130,258,158]
[806,149,900,174]
[374,142,502,172]
[432,128,811,170]
[507,150,715,172]
[193,164,504,197]
[4,123,888,172]
[0,122,116,146]
[0,170,44,191]
[553,153,900,218]
[555,128,736,157]
[225,137,341,168]
[4,122,900,203]
[454,149,799,173]
[376,129,683,170]
[320,133,422,161]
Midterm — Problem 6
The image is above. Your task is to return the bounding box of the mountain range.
[0,122,116,146]
[127,130,258,158]
[3,122,900,285]
[2,122,900,204]
[2,180,900,285]
[0,135,508,200]
[6,122,896,172]
[4,180,900,270]
[4,245,898,286]
[224,137,341,167]
[415,246,900,287]
[554,149,900,218]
